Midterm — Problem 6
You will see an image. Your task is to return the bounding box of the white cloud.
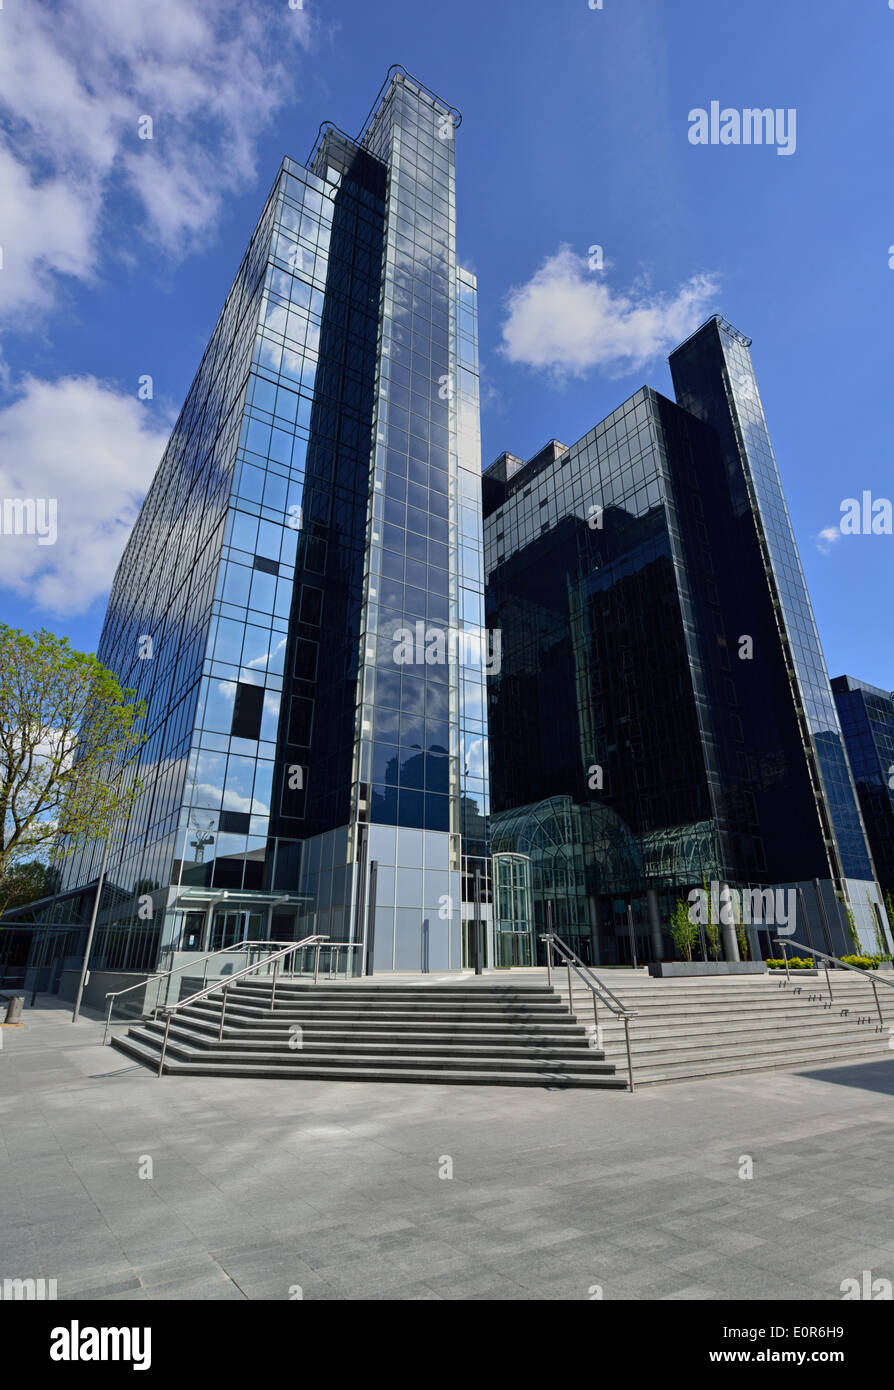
[464,736,485,780]
[816,526,842,555]
[0,147,97,316]
[0,0,312,320]
[191,783,270,818]
[0,376,170,614]
[500,245,719,379]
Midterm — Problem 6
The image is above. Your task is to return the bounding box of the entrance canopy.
[172,888,316,953]
[174,889,313,911]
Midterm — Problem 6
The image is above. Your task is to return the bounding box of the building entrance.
[210,909,265,951]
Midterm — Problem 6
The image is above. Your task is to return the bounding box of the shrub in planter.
[765,957,814,970]
[841,954,881,970]
[669,898,698,962]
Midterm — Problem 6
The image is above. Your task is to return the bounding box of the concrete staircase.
[552,970,894,1085]
[110,978,628,1088]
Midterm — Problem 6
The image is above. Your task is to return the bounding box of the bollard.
[4,995,25,1024]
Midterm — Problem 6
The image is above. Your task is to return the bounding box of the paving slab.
[2,997,893,1300]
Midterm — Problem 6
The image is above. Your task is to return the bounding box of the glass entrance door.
[210,910,265,951]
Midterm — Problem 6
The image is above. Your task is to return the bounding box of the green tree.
[0,626,145,883]
[669,897,698,962]
[0,859,61,917]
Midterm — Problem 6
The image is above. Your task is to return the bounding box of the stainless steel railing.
[540,933,637,1091]
[154,934,328,1076]
[774,936,894,1030]
[291,940,362,979]
[102,940,296,1044]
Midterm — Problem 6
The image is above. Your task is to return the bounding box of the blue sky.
[1,0,892,686]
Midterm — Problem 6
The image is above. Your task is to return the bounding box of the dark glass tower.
[833,676,894,912]
[59,70,488,976]
[484,317,888,964]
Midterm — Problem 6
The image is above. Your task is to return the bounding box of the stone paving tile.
[2,999,894,1300]
[62,1273,144,1295]
[347,1282,444,1300]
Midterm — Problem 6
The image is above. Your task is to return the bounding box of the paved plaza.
[2,996,894,1301]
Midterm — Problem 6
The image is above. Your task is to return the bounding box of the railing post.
[313,943,321,984]
[103,996,113,1046]
[592,992,599,1034]
[824,963,833,1004]
[158,1012,171,1077]
[781,938,790,983]
[624,1015,635,1093]
[566,959,574,1015]
[871,977,883,1029]
[218,984,228,1041]
[544,936,552,987]
[271,959,278,1013]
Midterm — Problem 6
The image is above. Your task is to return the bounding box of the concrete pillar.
[201,900,215,952]
[588,895,602,966]
[4,995,24,1024]
[646,889,663,962]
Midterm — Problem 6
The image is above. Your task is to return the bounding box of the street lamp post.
[71,830,111,1023]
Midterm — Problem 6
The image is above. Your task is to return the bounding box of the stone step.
[142,1018,605,1062]
[185,1002,573,1024]
[572,1011,891,1041]
[628,1036,892,1085]
[591,1009,889,1039]
[110,968,894,1090]
[224,996,566,1010]
[553,978,889,1000]
[598,1025,890,1069]
[230,982,559,1000]
[181,1002,587,1035]
[559,995,891,1022]
[134,1028,615,1073]
[111,1033,627,1088]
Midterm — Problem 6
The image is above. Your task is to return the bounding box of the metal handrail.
[540,934,637,1091]
[102,940,296,1043]
[774,937,894,1030]
[307,941,362,978]
[154,935,328,1076]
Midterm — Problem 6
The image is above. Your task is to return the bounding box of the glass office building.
[50,69,489,980]
[833,675,894,908]
[484,316,889,964]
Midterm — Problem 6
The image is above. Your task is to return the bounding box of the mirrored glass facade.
[833,675,894,907]
[484,317,887,962]
[60,70,486,975]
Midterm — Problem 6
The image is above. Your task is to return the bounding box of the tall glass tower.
[61,70,488,976]
[484,317,886,964]
[833,675,894,908]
